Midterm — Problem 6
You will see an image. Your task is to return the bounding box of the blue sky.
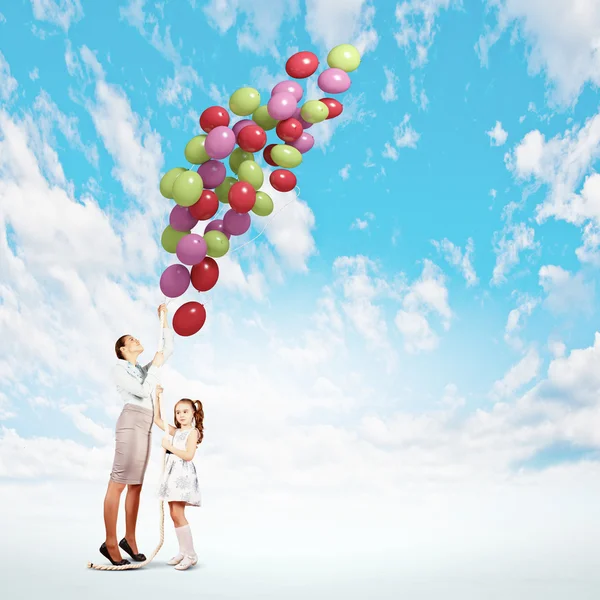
[2,0,600,597]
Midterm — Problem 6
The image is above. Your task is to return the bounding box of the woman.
[99,303,174,565]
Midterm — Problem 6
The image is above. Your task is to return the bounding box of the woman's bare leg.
[124,483,143,553]
[103,479,126,561]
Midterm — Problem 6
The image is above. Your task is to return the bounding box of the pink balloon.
[204,218,231,239]
[317,68,351,94]
[232,119,254,137]
[271,80,303,102]
[197,160,226,189]
[160,264,191,298]
[169,205,198,232]
[204,126,236,159]
[290,132,315,154]
[223,209,251,236]
[267,92,297,120]
[176,233,208,266]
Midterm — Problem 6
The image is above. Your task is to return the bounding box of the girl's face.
[175,403,193,427]
[122,335,144,355]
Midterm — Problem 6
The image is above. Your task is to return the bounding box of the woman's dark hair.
[115,335,130,360]
[174,399,204,445]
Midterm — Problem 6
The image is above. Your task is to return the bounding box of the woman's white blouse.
[113,327,174,411]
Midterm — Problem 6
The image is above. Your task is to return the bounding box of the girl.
[154,385,204,570]
[100,303,173,566]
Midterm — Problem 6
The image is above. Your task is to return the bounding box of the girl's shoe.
[167,553,184,565]
[174,554,198,570]
[99,542,130,566]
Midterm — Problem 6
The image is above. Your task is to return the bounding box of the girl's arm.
[163,429,199,462]
[153,385,176,435]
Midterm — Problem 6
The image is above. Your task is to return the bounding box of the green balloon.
[327,44,361,72]
[252,191,274,217]
[162,226,190,253]
[172,170,204,207]
[159,167,187,199]
[229,148,255,174]
[301,100,329,124]
[215,176,237,203]
[252,105,278,131]
[229,87,261,116]
[270,145,302,169]
[237,160,264,190]
[184,135,210,164]
[204,230,230,258]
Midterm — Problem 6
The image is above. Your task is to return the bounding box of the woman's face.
[175,403,193,427]
[121,335,144,356]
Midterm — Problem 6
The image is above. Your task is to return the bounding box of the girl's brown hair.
[174,399,204,445]
[115,335,130,360]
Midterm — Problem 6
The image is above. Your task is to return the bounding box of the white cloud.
[381,66,399,102]
[30,0,83,32]
[29,67,40,81]
[477,0,600,106]
[394,113,420,148]
[157,65,201,107]
[432,237,478,286]
[395,260,452,353]
[0,12,5,23]
[504,293,539,350]
[382,142,399,161]
[0,51,18,104]
[305,0,379,56]
[491,347,542,400]
[409,74,429,110]
[548,339,566,358]
[486,120,508,146]
[538,265,594,315]
[351,212,375,231]
[339,164,351,180]
[491,222,538,285]
[395,0,459,68]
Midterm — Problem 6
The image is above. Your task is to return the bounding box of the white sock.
[176,524,195,556]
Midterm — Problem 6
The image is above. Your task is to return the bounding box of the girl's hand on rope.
[152,351,165,368]
[158,303,168,326]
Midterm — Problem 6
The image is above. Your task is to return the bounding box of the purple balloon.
[160,264,191,298]
[204,126,236,159]
[232,119,254,137]
[197,160,226,189]
[290,132,315,154]
[204,218,231,239]
[169,204,198,232]
[223,209,251,236]
[271,80,303,102]
[317,68,351,94]
[267,92,297,121]
[176,233,208,266]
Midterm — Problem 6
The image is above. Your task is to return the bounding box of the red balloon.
[276,118,303,143]
[320,98,343,119]
[270,169,297,193]
[200,106,230,133]
[285,51,319,79]
[189,190,218,220]
[173,301,206,337]
[228,181,256,213]
[263,144,277,167]
[237,125,267,153]
[191,257,219,292]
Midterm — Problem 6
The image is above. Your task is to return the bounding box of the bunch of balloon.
[158,44,361,337]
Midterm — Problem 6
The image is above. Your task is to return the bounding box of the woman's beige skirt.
[110,403,153,485]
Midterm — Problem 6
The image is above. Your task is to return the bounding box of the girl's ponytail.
[193,400,204,444]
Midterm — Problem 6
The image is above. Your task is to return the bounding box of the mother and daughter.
[100,303,204,571]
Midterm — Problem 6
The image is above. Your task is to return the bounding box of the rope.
[87,313,170,571]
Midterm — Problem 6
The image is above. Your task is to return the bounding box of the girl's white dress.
[158,428,201,507]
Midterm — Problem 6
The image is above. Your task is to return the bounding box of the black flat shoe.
[99,542,130,566]
[119,538,146,562]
